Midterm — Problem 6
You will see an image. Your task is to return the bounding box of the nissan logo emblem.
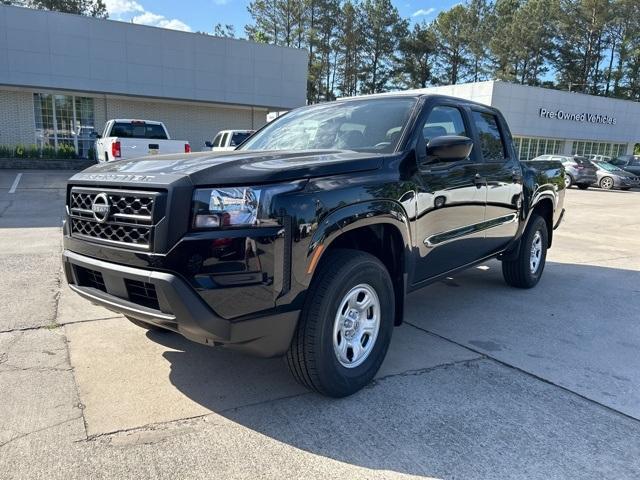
[91,193,110,223]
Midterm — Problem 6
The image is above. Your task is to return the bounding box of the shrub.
[42,145,57,158]
[0,145,13,158]
[26,144,40,158]
[87,147,96,161]
[14,145,26,158]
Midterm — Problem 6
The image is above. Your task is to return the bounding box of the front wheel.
[286,249,394,397]
[502,215,548,289]
[599,176,614,190]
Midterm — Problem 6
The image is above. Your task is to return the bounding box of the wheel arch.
[305,200,412,326]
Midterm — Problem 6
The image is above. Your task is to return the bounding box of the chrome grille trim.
[69,186,164,250]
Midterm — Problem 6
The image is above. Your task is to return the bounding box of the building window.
[33,93,95,158]
[513,136,563,160]
[571,140,627,159]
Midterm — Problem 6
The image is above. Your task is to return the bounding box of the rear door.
[471,108,523,254]
[412,100,488,282]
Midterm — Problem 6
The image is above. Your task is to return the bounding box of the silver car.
[591,161,640,190]
[531,155,598,189]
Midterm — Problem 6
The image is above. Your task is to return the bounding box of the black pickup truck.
[63,93,565,397]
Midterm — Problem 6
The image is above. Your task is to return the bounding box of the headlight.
[191,183,301,229]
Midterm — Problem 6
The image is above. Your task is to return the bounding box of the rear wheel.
[599,176,614,190]
[286,249,394,397]
[502,215,548,289]
[577,183,590,190]
[564,174,573,188]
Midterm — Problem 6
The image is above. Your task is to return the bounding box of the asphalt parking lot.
[1,169,640,479]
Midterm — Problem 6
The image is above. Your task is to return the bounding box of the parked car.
[586,154,612,162]
[531,154,597,189]
[63,93,565,397]
[95,119,190,162]
[205,130,254,152]
[591,160,640,190]
[610,154,640,176]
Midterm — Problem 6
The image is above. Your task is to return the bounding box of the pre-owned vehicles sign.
[539,108,617,125]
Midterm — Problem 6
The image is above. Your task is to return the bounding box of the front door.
[412,103,487,283]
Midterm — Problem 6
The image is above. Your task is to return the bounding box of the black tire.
[502,215,548,289]
[286,249,394,397]
[599,176,614,190]
[577,183,589,190]
[564,174,573,188]
[126,316,167,332]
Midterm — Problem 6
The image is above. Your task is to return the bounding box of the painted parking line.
[8,173,23,194]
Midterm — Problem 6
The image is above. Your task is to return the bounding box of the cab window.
[471,111,507,162]
[212,133,223,148]
[422,106,467,143]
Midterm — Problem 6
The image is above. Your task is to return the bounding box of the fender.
[500,186,558,261]
[305,199,412,275]
[302,199,413,325]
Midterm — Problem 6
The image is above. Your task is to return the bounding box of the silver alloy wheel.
[600,177,614,190]
[332,283,381,369]
[564,175,571,188]
[530,230,543,274]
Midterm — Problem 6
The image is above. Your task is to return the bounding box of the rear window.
[110,122,168,140]
[471,110,507,162]
[573,157,595,167]
[230,132,251,147]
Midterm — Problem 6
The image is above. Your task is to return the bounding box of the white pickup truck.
[205,130,254,152]
[95,119,190,162]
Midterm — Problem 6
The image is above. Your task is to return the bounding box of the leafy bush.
[0,145,13,158]
[0,144,79,159]
[14,145,26,158]
[42,145,57,158]
[26,145,40,158]
[87,147,96,161]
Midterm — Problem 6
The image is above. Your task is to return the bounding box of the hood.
[74,150,385,186]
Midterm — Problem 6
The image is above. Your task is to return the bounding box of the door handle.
[474,173,486,187]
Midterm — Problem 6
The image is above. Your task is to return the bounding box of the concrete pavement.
[1,171,640,479]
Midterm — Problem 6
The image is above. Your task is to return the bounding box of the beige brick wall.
[100,97,268,152]
[0,89,36,147]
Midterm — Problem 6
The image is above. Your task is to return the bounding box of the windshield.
[240,97,418,153]
[595,161,624,173]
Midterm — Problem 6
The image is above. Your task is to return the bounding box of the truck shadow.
[145,259,640,477]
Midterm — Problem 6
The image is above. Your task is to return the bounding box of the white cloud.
[104,0,144,18]
[132,11,192,31]
[412,7,436,17]
[105,0,192,32]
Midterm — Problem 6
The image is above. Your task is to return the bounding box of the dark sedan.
[592,161,640,190]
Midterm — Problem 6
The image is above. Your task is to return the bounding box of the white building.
[0,5,308,157]
[421,80,640,160]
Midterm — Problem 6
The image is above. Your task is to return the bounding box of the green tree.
[433,5,469,84]
[213,23,236,38]
[335,1,363,96]
[359,0,408,94]
[395,21,437,88]
[26,0,107,17]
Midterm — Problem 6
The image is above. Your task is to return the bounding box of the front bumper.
[63,250,299,357]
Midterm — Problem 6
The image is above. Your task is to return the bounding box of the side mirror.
[424,135,473,166]
[205,141,213,148]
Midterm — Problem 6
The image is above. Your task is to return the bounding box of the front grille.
[69,187,162,250]
[75,266,107,292]
[125,279,160,310]
[72,219,151,246]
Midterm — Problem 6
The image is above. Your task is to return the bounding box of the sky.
[103,0,459,35]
